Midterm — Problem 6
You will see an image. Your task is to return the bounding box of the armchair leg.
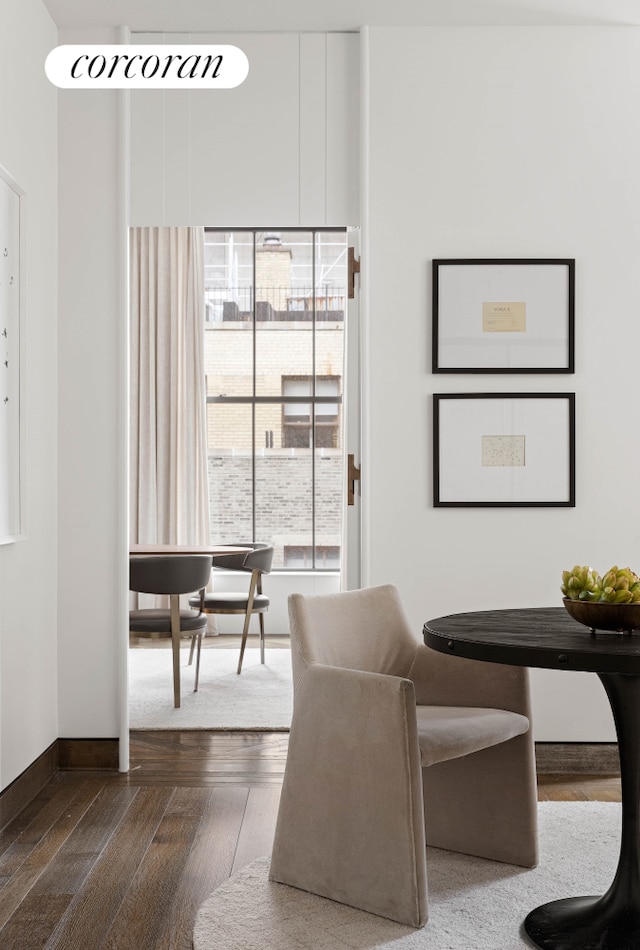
[237,608,252,675]
[259,613,265,664]
[188,636,196,666]
[237,570,259,674]
[194,634,202,691]
[170,594,181,709]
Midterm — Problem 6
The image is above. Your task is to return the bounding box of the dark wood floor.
[0,731,622,950]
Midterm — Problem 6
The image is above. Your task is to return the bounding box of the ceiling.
[40,0,640,32]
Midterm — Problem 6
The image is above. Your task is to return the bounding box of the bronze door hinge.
[348,247,360,299]
[347,453,361,506]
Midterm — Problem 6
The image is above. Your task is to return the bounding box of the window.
[204,229,348,570]
[282,376,340,449]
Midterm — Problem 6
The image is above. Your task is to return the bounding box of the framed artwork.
[432,258,575,373]
[0,163,25,544]
[433,393,575,507]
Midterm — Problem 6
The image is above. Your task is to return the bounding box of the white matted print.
[432,259,575,373]
[433,393,575,507]
[481,434,525,467]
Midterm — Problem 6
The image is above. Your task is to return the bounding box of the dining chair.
[129,554,212,708]
[269,584,538,928]
[188,542,274,674]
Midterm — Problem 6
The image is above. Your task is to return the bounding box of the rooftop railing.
[204,286,346,323]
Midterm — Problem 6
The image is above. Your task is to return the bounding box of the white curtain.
[129,226,210,547]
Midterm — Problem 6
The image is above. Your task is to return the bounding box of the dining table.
[130,544,251,557]
[423,606,640,950]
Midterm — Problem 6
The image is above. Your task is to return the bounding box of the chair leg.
[194,634,202,691]
[188,635,196,666]
[259,612,265,664]
[170,594,181,708]
[237,570,259,674]
[237,607,252,675]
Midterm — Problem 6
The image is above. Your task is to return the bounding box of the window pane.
[283,545,340,568]
[255,231,313,396]
[314,232,345,451]
[207,402,253,543]
[314,228,346,569]
[314,231,348,313]
[254,404,312,569]
[204,231,254,398]
[282,377,312,417]
[315,448,343,561]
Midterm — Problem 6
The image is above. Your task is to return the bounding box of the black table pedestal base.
[525,671,640,950]
[524,895,640,950]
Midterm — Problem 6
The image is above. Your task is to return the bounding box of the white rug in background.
[128,647,293,730]
[194,802,621,950]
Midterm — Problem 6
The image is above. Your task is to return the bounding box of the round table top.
[130,544,250,557]
[424,606,640,674]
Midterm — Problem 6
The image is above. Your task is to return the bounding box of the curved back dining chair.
[269,584,538,928]
[129,554,212,708]
[188,543,274,674]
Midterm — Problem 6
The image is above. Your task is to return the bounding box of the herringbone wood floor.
[0,731,622,950]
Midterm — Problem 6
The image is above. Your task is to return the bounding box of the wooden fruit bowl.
[563,597,640,633]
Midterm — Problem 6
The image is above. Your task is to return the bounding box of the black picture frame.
[433,392,576,507]
[432,258,575,374]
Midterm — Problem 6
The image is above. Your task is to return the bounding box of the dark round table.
[424,606,640,950]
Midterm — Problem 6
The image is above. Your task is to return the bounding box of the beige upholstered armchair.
[269,584,538,928]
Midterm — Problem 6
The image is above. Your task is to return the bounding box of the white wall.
[57,27,127,739]
[364,26,640,740]
[0,0,58,789]
[130,32,360,226]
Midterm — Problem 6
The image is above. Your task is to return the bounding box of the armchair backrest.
[211,542,273,575]
[288,584,420,690]
[129,554,212,595]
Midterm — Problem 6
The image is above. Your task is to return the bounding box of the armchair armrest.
[289,663,420,789]
[270,662,428,927]
[408,643,531,717]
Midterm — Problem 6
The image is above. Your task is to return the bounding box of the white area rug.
[128,647,293,730]
[194,802,621,949]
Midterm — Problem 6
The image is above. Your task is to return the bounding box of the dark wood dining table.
[130,544,250,557]
[424,606,640,950]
